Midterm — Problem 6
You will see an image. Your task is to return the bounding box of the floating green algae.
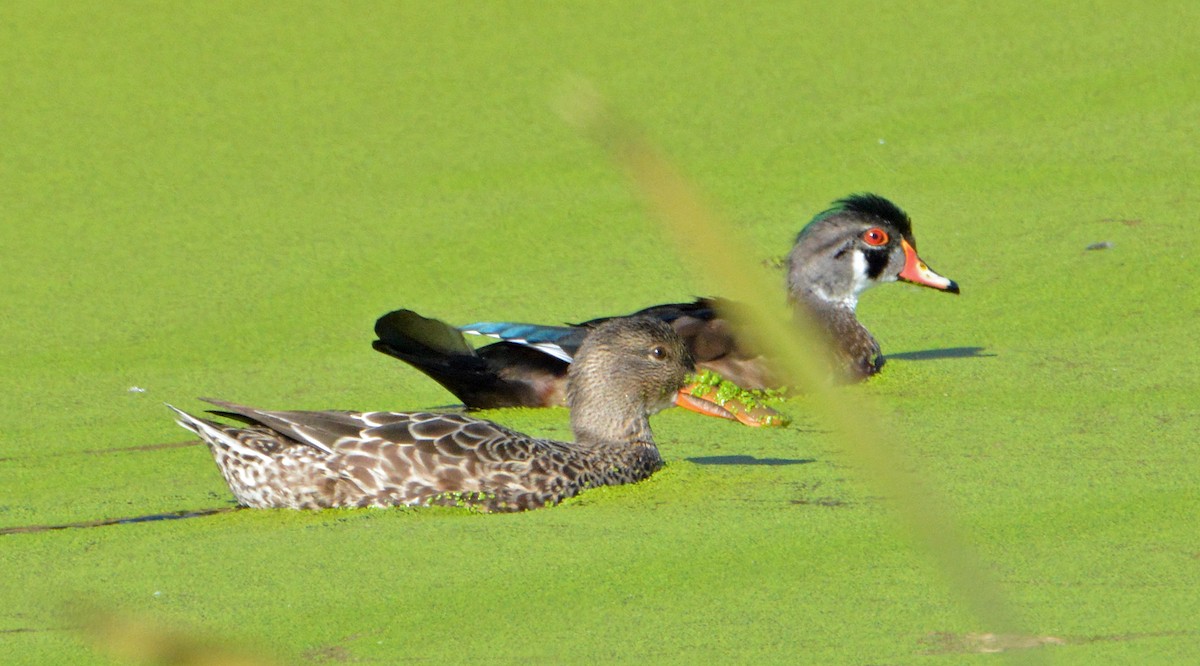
[686,370,792,427]
[2,2,1198,664]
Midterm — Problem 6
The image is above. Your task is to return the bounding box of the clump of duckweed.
[428,490,497,512]
[687,370,791,426]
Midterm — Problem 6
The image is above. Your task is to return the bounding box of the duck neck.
[570,391,656,449]
[792,290,877,367]
[792,287,858,323]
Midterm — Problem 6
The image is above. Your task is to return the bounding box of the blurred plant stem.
[559,82,1041,664]
[77,606,279,666]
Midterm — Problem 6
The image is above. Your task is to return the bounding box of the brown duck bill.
[898,239,960,294]
[672,384,786,428]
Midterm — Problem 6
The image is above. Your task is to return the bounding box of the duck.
[168,317,693,512]
[373,193,958,410]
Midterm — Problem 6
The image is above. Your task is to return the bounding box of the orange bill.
[898,238,960,294]
[673,383,788,428]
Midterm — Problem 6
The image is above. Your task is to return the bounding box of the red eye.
[862,228,889,246]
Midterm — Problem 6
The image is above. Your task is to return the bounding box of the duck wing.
[577,297,721,328]
[462,298,726,360]
[582,298,776,388]
[459,321,584,362]
[463,298,776,389]
[201,398,383,454]
[199,400,571,508]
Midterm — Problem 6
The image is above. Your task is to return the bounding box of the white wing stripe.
[465,332,574,363]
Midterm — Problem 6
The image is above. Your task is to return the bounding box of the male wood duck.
[169,318,692,512]
[373,193,958,410]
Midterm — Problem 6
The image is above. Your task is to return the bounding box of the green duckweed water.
[2,2,1197,663]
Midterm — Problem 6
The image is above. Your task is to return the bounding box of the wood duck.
[373,193,958,410]
[169,318,692,512]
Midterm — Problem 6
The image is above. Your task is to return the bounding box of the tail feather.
[165,404,273,462]
[375,309,475,357]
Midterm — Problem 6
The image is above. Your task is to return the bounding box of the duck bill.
[898,239,960,294]
[673,384,786,428]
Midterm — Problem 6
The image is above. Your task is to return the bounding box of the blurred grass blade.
[560,82,1038,661]
[77,606,280,666]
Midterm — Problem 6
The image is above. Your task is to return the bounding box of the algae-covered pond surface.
[3,2,1198,663]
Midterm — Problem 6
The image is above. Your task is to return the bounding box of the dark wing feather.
[578,298,775,387]
[575,297,718,327]
[373,310,571,409]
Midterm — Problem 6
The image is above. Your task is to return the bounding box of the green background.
[2,2,1197,663]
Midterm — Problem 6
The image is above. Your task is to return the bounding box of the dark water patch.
[0,507,238,535]
[85,440,201,455]
[789,481,851,507]
[921,631,1065,654]
[886,346,995,361]
[0,440,201,464]
[687,455,815,466]
[302,645,355,663]
[1076,630,1197,644]
[921,629,1196,655]
[790,496,849,507]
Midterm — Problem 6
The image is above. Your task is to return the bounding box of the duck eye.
[649,346,667,360]
[862,228,889,246]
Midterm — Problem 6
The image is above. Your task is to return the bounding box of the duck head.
[785,194,959,310]
[567,317,694,444]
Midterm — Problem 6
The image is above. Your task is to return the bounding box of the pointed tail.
[165,404,272,462]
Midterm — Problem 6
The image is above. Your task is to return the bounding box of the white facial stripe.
[849,250,871,299]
